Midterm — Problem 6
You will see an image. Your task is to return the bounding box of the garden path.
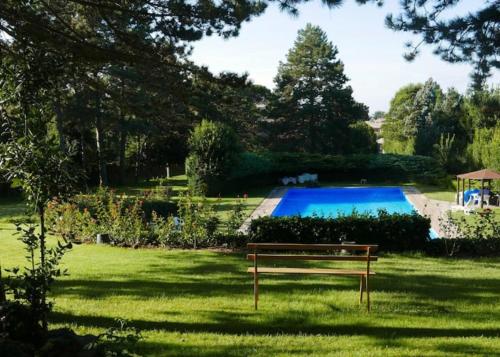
[401,187,455,238]
[239,187,288,233]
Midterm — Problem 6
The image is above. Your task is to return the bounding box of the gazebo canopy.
[456,169,500,180]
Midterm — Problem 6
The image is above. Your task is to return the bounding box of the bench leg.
[359,276,364,304]
[365,275,370,312]
[254,272,259,310]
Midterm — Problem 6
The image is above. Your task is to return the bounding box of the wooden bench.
[247,243,378,311]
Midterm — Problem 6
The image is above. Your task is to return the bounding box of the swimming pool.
[272,187,439,238]
[272,187,415,218]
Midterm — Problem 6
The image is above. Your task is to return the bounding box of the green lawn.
[112,175,275,222]
[1,225,500,356]
[415,184,456,202]
[2,181,499,356]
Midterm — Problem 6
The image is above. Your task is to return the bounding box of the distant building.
[366,117,385,153]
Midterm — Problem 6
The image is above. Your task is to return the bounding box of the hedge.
[229,152,445,186]
[248,212,431,252]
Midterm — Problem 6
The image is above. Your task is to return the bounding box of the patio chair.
[470,190,490,207]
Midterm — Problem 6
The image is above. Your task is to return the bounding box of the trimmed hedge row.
[248,213,431,252]
[228,152,445,187]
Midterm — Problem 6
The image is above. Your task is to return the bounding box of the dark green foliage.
[346,122,378,154]
[385,0,499,88]
[0,121,79,333]
[268,24,369,154]
[465,88,500,129]
[211,232,249,249]
[0,123,82,211]
[0,335,33,357]
[186,120,241,195]
[140,200,178,220]
[230,152,445,183]
[0,0,267,66]
[248,212,431,252]
[468,124,500,174]
[382,82,498,173]
[0,301,43,347]
[86,320,142,357]
[1,224,72,343]
[190,72,271,150]
[383,79,445,156]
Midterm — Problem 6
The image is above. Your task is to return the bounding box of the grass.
[415,184,456,202]
[1,222,500,355]
[112,175,275,222]
[2,180,499,355]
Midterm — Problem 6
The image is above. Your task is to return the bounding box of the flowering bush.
[46,190,150,246]
[150,212,181,247]
[177,192,219,248]
[45,188,245,249]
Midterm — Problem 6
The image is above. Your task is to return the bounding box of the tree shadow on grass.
[137,340,322,357]
[54,255,500,306]
[137,338,499,357]
[373,272,500,303]
[47,251,500,355]
[50,310,500,339]
[52,274,359,300]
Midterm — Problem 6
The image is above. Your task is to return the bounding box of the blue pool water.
[272,187,416,218]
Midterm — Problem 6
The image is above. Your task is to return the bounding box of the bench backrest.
[247,243,378,262]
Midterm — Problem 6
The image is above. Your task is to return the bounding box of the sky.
[189,0,499,114]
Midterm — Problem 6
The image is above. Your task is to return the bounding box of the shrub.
[426,238,500,257]
[150,212,181,247]
[104,198,149,247]
[186,120,241,195]
[427,210,500,257]
[248,212,431,251]
[177,192,219,248]
[212,232,248,249]
[46,186,178,245]
[225,197,245,235]
[46,200,86,241]
[140,200,177,220]
[229,152,445,186]
[439,210,500,240]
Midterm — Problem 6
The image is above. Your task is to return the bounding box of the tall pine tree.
[270,24,368,154]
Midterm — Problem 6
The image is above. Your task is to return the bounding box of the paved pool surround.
[240,186,447,237]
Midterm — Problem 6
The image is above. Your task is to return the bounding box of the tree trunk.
[79,125,86,169]
[135,134,141,180]
[95,91,108,186]
[39,206,48,331]
[0,263,6,303]
[53,98,66,153]
[118,83,127,183]
[119,121,127,183]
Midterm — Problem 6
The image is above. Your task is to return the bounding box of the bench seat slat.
[247,254,378,262]
[247,267,376,275]
[247,243,378,252]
